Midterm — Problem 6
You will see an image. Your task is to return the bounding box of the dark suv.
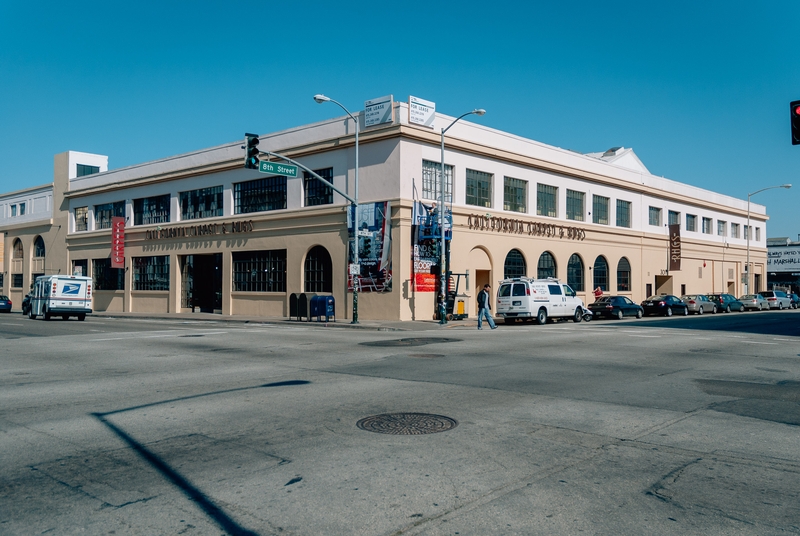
[706,293,745,313]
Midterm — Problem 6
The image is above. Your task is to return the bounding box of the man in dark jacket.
[476,284,497,330]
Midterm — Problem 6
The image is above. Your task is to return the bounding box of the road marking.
[740,341,777,345]
[90,330,229,341]
[628,334,661,338]
[0,323,25,327]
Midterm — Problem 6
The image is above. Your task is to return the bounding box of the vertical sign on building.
[364,95,393,127]
[668,224,681,271]
[409,96,436,128]
[111,217,125,269]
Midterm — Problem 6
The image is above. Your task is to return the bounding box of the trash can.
[299,293,317,321]
[289,293,300,320]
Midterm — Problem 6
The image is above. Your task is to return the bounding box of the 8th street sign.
[259,161,298,177]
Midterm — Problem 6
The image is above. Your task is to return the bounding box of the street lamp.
[439,108,486,324]
[745,183,791,294]
[314,94,360,323]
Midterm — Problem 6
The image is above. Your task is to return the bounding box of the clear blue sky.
[1,1,797,238]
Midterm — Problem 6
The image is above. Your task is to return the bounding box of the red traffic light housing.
[244,133,260,169]
[792,101,800,146]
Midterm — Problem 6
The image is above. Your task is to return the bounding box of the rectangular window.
[731,223,740,238]
[133,194,171,225]
[72,259,87,277]
[94,201,125,230]
[19,203,25,216]
[566,190,584,221]
[648,206,662,226]
[592,195,609,225]
[180,185,223,220]
[702,217,713,234]
[234,176,287,214]
[232,250,286,292]
[75,207,88,232]
[717,220,727,236]
[132,256,170,291]
[686,214,697,232]
[77,164,100,177]
[466,169,492,208]
[668,210,680,226]
[10,205,16,217]
[93,258,125,290]
[756,227,761,241]
[616,200,631,228]
[0,274,3,289]
[503,177,527,213]
[422,160,453,203]
[536,184,557,218]
[744,225,750,240]
[12,274,23,288]
[304,168,333,207]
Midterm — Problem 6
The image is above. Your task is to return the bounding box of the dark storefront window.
[133,256,170,291]
[93,258,125,290]
[233,250,286,292]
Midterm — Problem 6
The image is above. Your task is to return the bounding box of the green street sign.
[259,161,298,177]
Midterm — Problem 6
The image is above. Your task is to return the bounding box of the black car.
[706,293,745,313]
[641,295,689,317]
[588,296,643,319]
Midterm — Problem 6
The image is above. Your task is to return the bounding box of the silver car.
[680,294,717,315]
[758,291,793,310]
[739,294,769,311]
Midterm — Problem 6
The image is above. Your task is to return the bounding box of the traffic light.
[362,239,372,257]
[244,133,260,169]
[792,101,800,145]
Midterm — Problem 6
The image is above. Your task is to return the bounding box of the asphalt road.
[1,311,799,535]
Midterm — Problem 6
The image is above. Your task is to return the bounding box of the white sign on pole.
[409,96,435,128]
[364,95,393,127]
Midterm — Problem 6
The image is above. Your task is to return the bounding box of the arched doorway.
[305,246,333,293]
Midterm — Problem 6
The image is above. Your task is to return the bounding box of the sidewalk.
[92,311,482,332]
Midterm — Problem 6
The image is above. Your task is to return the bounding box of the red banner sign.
[111,217,125,268]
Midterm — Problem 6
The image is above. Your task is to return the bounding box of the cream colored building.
[1,100,769,320]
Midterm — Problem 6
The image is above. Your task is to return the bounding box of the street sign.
[259,161,298,177]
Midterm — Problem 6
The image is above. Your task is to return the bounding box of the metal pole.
[745,195,751,295]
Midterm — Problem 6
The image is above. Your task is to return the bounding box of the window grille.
[232,250,286,292]
[686,214,697,232]
[75,206,88,231]
[717,220,726,236]
[702,217,713,234]
[537,184,557,217]
[616,200,631,228]
[132,256,170,291]
[234,177,287,214]
[537,251,556,279]
[593,195,609,225]
[566,190,584,221]
[180,186,223,220]
[668,210,680,226]
[422,160,453,202]
[304,168,333,207]
[466,169,492,208]
[504,249,526,279]
[93,258,125,290]
[503,177,527,213]
[649,207,662,226]
[94,201,125,230]
[617,257,631,291]
[134,195,171,225]
[567,254,584,291]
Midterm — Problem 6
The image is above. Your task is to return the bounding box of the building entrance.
[655,275,673,296]
[181,254,222,312]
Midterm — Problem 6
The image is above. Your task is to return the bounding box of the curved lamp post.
[439,109,486,324]
[314,94,360,324]
[745,183,791,294]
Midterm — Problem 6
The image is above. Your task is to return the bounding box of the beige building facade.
[1,101,769,320]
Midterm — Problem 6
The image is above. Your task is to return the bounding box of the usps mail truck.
[28,275,92,321]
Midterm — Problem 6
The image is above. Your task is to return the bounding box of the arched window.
[33,236,45,258]
[617,257,631,292]
[593,256,609,291]
[504,249,526,279]
[567,254,584,291]
[305,246,332,293]
[537,251,557,279]
[12,239,23,259]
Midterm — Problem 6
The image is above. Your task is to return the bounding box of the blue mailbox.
[310,295,335,322]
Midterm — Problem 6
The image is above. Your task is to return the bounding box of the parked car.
[641,295,689,317]
[758,291,792,310]
[0,295,11,313]
[739,294,769,311]
[495,277,585,324]
[21,294,31,316]
[706,293,745,313]
[680,294,717,315]
[788,293,800,309]
[588,296,643,319]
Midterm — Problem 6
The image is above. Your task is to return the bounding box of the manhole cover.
[360,337,460,347]
[356,413,458,435]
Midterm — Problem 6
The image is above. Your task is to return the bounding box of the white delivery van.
[28,275,93,321]
[496,277,585,325]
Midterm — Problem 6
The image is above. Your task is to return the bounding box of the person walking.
[476,284,497,330]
